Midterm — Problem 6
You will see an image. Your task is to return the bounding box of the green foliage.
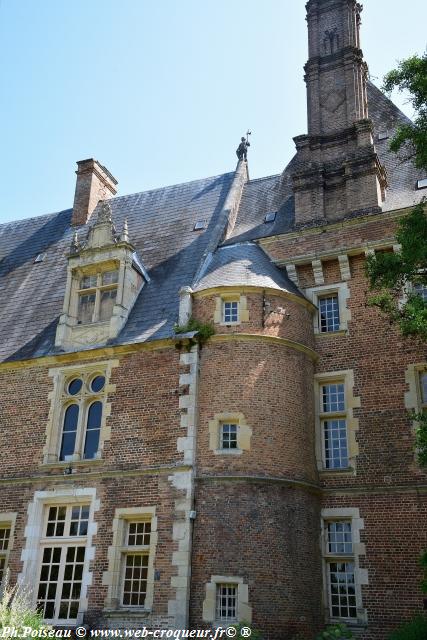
[0,571,49,636]
[174,317,215,348]
[315,623,353,640]
[382,53,427,171]
[388,615,427,640]
[227,622,264,639]
[365,201,427,341]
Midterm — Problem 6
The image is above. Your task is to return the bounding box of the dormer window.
[55,202,149,350]
[77,269,119,324]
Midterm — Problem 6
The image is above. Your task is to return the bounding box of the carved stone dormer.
[56,202,148,350]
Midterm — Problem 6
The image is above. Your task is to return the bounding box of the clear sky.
[0,0,426,224]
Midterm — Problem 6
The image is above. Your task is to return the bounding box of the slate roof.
[0,84,424,364]
[0,173,235,362]
[193,243,302,297]
[225,82,426,245]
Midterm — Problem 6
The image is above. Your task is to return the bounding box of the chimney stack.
[71,159,118,226]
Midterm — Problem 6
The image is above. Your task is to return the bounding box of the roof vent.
[416,178,427,190]
[264,212,276,223]
[34,253,46,263]
[378,130,389,141]
[193,220,207,231]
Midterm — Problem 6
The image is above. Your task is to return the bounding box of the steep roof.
[225,82,426,245]
[193,242,302,296]
[0,173,235,362]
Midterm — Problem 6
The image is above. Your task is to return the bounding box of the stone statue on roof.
[236,131,251,162]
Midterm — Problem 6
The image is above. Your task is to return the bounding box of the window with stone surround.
[103,507,157,611]
[44,361,117,465]
[213,293,249,326]
[36,504,90,624]
[202,576,252,624]
[305,283,350,335]
[405,364,427,445]
[321,508,367,625]
[0,525,11,585]
[208,413,252,456]
[216,583,238,622]
[420,372,427,412]
[315,371,360,473]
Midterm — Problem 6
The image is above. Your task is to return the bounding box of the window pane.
[223,301,239,323]
[102,271,119,285]
[83,402,102,459]
[221,423,238,449]
[46,507,66,537]
[90,376,105,393]
[37,546,62,620]
[322,384,345,413]
[59,405,79,461]
[80,275,97,290]
[99,289,117,322]
[128,522,151,546]
[216,584,237,621]
[0,556,5,584]
[78,293,95,324]
[324,419,348,469]
[327,522,353,554]
[328,562,357,619]
[122,554,148,607]
[67,379,82,396]
[0,528,10,551]
[319,295,340,332]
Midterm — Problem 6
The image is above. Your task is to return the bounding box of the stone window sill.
[319,467,355,477]
[103,608,151,617]
[40,458,104,470]
[315,329,348,337]
[213,449,243,456]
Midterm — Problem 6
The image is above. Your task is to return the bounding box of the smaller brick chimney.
[71,159,118,226]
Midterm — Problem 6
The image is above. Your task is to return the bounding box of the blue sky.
[0,0,426,223]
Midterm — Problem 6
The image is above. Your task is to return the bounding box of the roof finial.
[121,218,130,243]
[96,200,113,224]
[236,130,251,162]
[70,230,80,254]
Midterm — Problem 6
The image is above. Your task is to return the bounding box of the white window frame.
[320,381,349,470]
[222,299,240,325]
[36,503,90,625]
[315,371,360,474]
[202,576,252,624]
[219,422,238,451]
[103,507,157,612]
[0,514,16,588]
[321,508,368,626]
[215,582,238,623]
[120,520,152,608]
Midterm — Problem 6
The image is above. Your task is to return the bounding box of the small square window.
[220,423,238,450]
[319,294,340,332]
[216,584,237,622]
[193,220,207,231]
[223,301,239,324]
[327,521,353,555]
[264,212,276,223]
[416,178,427,190]
[413,283,427,302]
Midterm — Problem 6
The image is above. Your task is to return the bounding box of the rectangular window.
[216,584,237,622]
[220,423,238,449]
[319,294,340,332]
[324,520,357,620]
[0,526,10,584]
[121,521,151,607]
[321,383,349,469]
[37,504,89,623]
[223,301,239,324]
[77,269,119,324]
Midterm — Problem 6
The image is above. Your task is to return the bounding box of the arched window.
[84,401,102,459]
[59,404,79,461]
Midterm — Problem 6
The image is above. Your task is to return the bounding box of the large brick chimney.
[71,159,118,226]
